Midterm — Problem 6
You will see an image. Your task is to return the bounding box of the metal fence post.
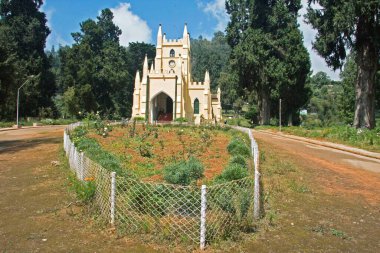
[110,172,116,225]
[200,185,207,250]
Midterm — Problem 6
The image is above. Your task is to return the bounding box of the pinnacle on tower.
[150,62,155,73]
[157,24,162,46]
[204,70,210,84]
[158,24,162,37]
[143,54,148,70]
[183,23,188,38]
[134,70,140,88]
[142,54,148,83]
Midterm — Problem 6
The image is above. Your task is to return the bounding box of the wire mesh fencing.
[63,127,112,223]
[63,123,260,249]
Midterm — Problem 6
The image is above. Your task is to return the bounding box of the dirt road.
[243,130,380,252]
[0,126,159,253]
[1,126,379,252]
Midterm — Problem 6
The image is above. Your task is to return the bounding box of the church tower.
[131,24,222,124]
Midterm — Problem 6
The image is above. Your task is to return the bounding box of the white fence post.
[252,133,260,220]
[200,185,207,250]
[80,152,84,180]
[110,172,116,225]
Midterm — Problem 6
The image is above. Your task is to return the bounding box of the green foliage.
[306,1,379,129]
[306,71,343,126]
[56,10,155,119]
[229,155,247,167]
[227,138,250,157]
[163,157,204,185]
[134,116,145,122]
[174,117,188,123]
[127,183,169,216]
[226,0,310,125]
[264,125,380,152]
[68,174,96,203]
[244,105,258,123]
[71,126,132,176]
[191,32,231,91]
[215,163,248,183]
[0,0,55,120]
[226,117,252,128]
[338,54,357,124]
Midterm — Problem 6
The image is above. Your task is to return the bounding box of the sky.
[42,0,340,80]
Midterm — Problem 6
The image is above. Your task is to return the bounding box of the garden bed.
[71,123,252,184]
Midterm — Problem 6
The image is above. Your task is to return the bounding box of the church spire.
[157,24,162,46]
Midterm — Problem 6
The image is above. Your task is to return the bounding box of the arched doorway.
[151,92,173,122]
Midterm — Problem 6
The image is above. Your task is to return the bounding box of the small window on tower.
[194,98,199,114]
[170,49,175,57]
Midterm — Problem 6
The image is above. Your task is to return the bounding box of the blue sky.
[42,0,340,80]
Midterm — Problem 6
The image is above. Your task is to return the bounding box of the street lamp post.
[16,75,35,128]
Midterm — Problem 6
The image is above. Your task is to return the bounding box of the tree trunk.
[354,17,378,129]
[287,113,293,126]
[258,89,270,125]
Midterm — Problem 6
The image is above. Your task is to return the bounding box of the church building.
[131,24,222,124]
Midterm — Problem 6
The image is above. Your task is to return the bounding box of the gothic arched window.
[170,49,175,57]
[194,98,199,114]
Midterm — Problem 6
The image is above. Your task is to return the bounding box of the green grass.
[226,116,253,128]
[256,125,380,152]
[0,118,77,128]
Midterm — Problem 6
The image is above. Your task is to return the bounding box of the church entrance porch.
[151,92,173,122]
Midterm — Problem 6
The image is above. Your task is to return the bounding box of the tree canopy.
[0,0,55,120]
[306,0,380,129]
[226,0,310,125]
[55,9,155,119]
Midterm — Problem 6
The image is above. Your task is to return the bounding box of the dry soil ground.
[0,126,379,252]
[0,126,161,253]
[240,131,380,253]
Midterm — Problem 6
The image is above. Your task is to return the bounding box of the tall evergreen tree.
[306,0,380,129]
[226,0,310,125]
[56,10,156,119]
[58,9,133,118]
[0,0,54,120]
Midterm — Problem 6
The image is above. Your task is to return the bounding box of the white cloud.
[202,0,229,32]
[110,3,152,46]
[41,2,70,49]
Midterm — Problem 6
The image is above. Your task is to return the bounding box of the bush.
[134,116,145,122]
[229,155,247,167]
[175,117,188,123]
[215,163,248,183]
[68,174,96,203]
[227,138,250,157]
[163,157,204,185]
[301,114,323,129]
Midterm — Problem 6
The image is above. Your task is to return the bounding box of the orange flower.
[84,177,95,181]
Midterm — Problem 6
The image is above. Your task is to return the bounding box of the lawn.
[72,123,252,183]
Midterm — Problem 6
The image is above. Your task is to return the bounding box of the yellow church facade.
[131,24,222,124]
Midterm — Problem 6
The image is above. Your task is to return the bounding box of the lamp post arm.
[16,75,36,127]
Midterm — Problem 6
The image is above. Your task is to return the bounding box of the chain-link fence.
[63,123,260,249]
